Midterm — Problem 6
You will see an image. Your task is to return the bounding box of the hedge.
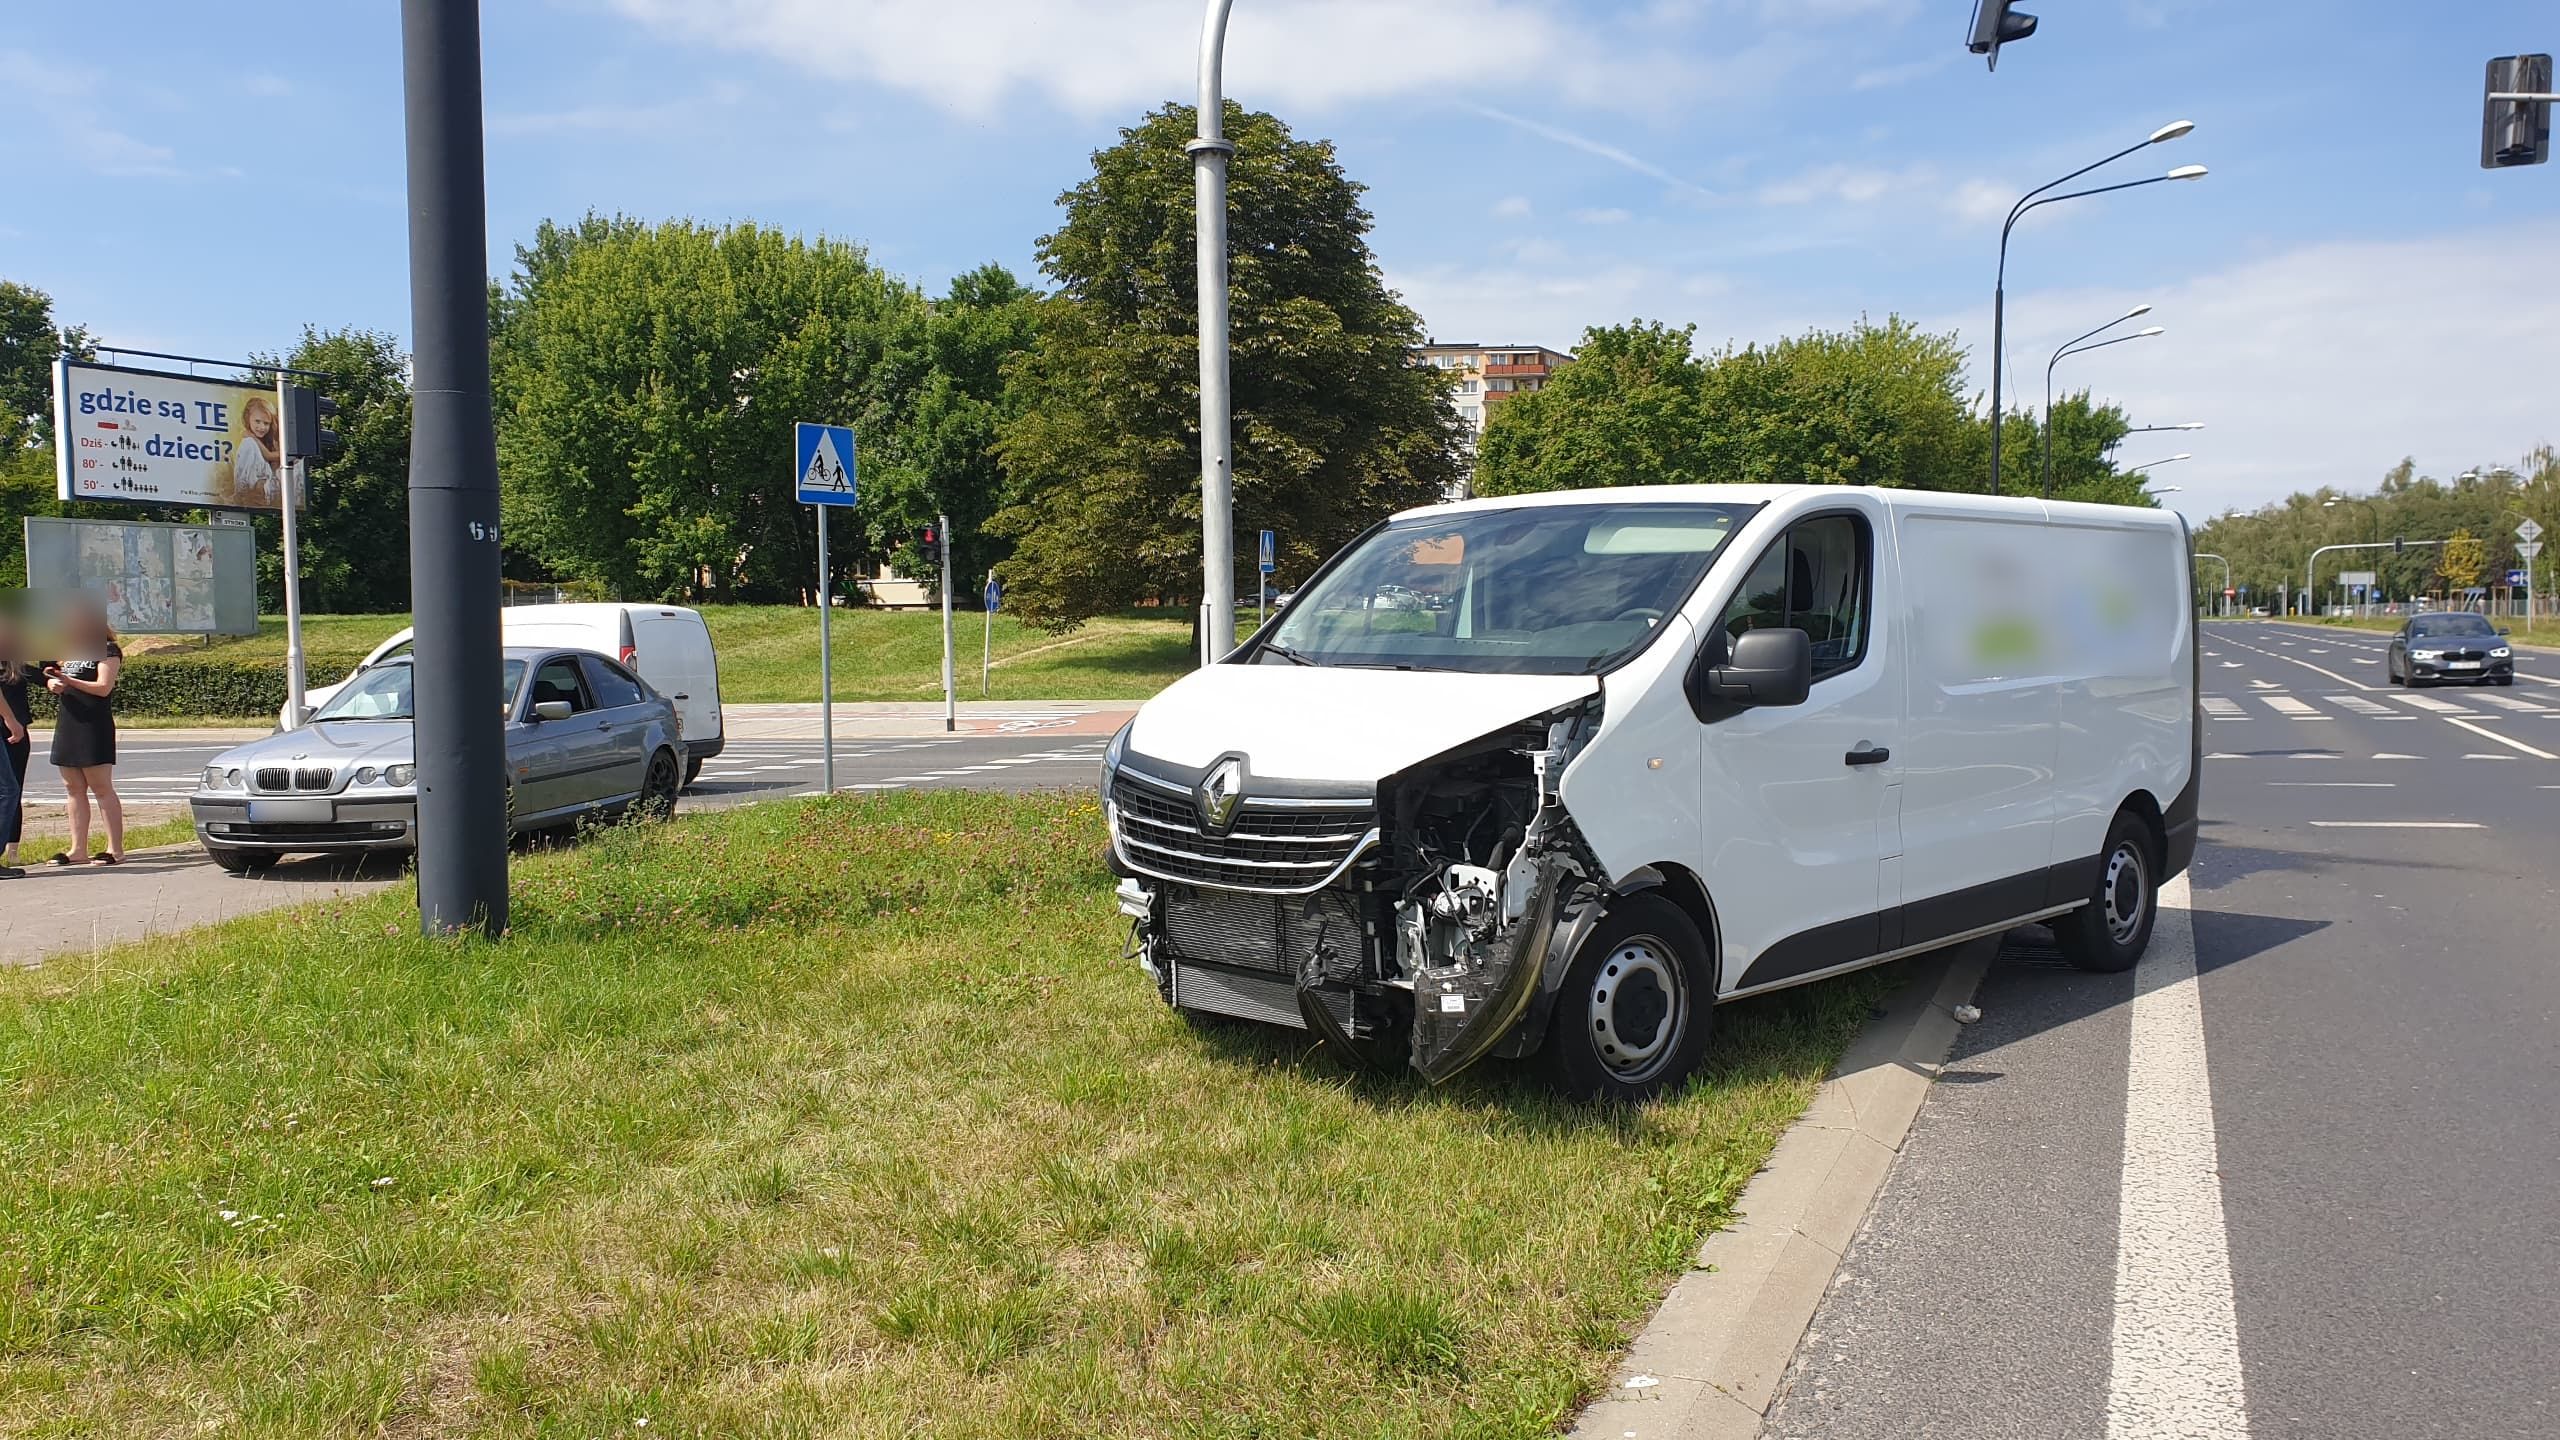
[22,651,373,722]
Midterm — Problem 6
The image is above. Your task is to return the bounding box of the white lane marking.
[2205,753,2246,761]
[2463,753,2518,761]
[2391,692,2474,714]
[2370,753,2422,760]
[2260,696,2323,719]
[2109,873,2249,1439]
[2201,698,2246,719]
[2308,821,2484,829]
[2474,693,2550,712]
[848,782,908,791]
[2324,695,2398,718]
[2441,716,2559,760]
[2266,781,2395,787]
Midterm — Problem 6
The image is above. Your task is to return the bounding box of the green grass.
[145,607,1195,705]
[12,812,198,863]
[0,791,1888,1437]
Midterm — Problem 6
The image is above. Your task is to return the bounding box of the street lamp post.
[2195,551,2233,617]
[1190,0,1239,666]
[1987,121,2203,494]
[2044,311,2162,499]
[2121,453,2192,476]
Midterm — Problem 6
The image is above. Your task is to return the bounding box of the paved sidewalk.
[2,848,401,968]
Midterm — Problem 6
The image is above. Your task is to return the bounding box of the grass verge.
[0,791,1884,1437]
[135,607,1195,706]
[11,812,198,863]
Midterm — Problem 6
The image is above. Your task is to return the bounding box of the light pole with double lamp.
[2044,310,2162,499]
[1988,120,2205,493]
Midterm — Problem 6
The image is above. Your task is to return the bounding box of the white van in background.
[291,603,726,784]
[1104,485,2198,1100]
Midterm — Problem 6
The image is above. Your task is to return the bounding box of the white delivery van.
[294,604,726,783]
[1103,485,2198,1100]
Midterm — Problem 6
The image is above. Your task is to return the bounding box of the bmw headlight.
[200,765,242,791]
[2492,646,2512,658]
[2412,649,2442,661]
[384,764,417,787]
[353,766,380,785]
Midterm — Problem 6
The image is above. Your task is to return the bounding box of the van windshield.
[1259,501,1759,675]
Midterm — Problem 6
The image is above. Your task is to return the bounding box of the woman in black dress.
[44,596,125,866]
[0,605,28,875]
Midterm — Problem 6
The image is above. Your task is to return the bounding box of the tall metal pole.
[1190,0,1239,663]
[401,0,508,937]
[277,431,309,726]
[817,505,833,793]
[939,512,955,733]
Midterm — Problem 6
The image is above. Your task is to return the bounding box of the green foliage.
[18,650,372,721]
[991,103,1463,630]
[1,278,92,447]
[1478,316,1984,497]
[242,328,417,613]
[494,217,933,602]
[2194,449,2560,610]
[2438,527,2488,593]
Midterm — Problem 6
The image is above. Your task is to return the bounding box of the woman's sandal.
[48,852,81,867]
[95,853,123,866]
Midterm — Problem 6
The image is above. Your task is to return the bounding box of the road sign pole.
[277,427,308,727]
[982,573,994,698]
[817,504,833,793]
[940,512,955,734]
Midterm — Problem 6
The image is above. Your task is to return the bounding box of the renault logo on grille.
[1196,755,1247,832]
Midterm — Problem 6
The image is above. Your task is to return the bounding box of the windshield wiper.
[1260,642,1319,667]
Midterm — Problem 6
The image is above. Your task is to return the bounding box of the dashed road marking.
[2308,821,2484,829]
[2261,696,2323,719]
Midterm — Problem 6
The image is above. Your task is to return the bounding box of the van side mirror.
[1689,627,1813,715]
[531,700,572,722]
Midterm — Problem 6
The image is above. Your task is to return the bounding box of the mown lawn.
[150,607,1194,704]
[0,792,1885,1438]
[11,812,198,864]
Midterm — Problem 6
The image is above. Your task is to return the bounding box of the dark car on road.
[2385,611,2516,687]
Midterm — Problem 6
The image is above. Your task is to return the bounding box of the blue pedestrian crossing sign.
[1259,529,1277,574]
[794,422,858,507]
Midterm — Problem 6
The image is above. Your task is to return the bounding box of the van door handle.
[1845,745,1890,767]
[673,693,690,701]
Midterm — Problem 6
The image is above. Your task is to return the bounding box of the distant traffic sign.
[2518,517,2544,543]
[794,422,858,507]
[984,575,1003,612]
[1259,528,1277,575]
[2519,540,2544,562]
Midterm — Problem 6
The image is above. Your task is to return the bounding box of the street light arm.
[2001,135,2155,246]
[2014,170,2196,228]
[1196,0,1234,136]
[2056,330,2159,365]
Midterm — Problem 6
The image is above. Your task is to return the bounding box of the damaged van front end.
[1106,687,1605,1085]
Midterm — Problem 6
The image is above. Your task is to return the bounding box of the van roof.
[503,602,701,623]
[1400,484,2186,531]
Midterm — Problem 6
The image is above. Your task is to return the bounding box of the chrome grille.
[252,765,336,794]
[1109,769,1374,893]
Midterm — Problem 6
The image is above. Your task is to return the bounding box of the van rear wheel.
[2055,812,2159,974]
[1539,893,1713,1103]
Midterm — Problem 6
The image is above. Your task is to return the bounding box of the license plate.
[247,798,333,823]
[2448,661,2481,670]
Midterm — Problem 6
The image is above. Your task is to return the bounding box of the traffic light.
[2393,535,2405,554]
[2482,55,2553,169]
[282,383,338,459]
[918,523,939,548]
[1966,1,2038,71]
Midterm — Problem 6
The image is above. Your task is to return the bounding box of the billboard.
[22,516,259,635]
[51,358,299,512]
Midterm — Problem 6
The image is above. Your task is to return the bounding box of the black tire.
[635,748,682,822]
[683,754,705,788]
[2494,675,2514,687]
[2055,812,2160,974]
[1539,892,1715,1103]
[206,844,276,875]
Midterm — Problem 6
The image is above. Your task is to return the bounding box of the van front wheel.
[2055,813,2159,974]
[1539,892,1714,1103]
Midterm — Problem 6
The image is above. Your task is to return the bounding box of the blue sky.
[5,1,2557,520]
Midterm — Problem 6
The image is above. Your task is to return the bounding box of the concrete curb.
[1567,938,1995,1440]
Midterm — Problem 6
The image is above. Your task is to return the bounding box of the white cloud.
[606,0,1711,118]
[1491,195,1535,220]
[492,85,745,138]
[1755,163,1933,207]
[1573,207,1633,225]
[1959,224,2560,520]
[1463,106,1716,198]
[0,48,182,177]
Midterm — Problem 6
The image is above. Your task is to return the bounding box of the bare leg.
[59,767,90,861]
[89,767,124,859]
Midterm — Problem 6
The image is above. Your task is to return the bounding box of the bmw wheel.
[635,749,682,823]
[1539,892,1714,1103]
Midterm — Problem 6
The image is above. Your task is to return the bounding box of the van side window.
[1715,514,1873,681]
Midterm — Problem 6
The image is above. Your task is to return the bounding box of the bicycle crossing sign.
[794,422,858,507]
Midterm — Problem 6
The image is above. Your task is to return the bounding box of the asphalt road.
[1764,622,2560,1440]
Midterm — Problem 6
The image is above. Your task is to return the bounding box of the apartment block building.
[1416,341,1572,443]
